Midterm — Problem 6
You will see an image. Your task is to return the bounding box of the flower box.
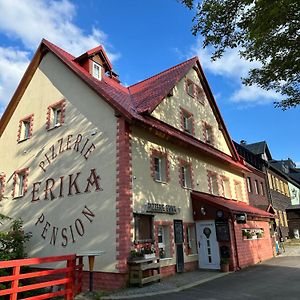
[143,253,156,259]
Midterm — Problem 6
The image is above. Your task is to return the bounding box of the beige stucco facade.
[152,68,231,156]
[0,52,118,272]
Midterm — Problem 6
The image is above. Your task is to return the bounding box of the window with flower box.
[242,228,264,240]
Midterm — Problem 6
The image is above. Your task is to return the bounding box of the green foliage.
[181,0,300,109]
[0,218,31,261]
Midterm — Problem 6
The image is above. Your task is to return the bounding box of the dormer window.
[46,99,66,130]
[92,62,102,80]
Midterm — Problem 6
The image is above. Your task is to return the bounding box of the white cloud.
[191,39,280,105]
[0,47,30,108]
[231,85,281,104]
[0,0,118,59]
[0,0,119,114]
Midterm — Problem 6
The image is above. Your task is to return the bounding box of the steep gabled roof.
[128,57,198,112]
[0,39,246,171]
[243,141,272,160]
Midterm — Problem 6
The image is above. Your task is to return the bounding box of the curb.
[101,272,230,299]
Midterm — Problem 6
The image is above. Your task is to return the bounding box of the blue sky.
[0,0,299,165]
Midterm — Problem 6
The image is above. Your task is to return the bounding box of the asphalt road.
[133,255,300,300]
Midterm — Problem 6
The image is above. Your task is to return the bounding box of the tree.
[181,0,300,109]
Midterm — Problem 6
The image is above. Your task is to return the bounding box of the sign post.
[77,251,105,292]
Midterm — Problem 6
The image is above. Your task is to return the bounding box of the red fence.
[0,254,83,300]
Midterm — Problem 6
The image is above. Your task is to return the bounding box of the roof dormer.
[75,45,120,82]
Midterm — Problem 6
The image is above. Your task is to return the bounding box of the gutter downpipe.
[230,213,241,270]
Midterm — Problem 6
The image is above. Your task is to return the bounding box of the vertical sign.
[174,219,184,272]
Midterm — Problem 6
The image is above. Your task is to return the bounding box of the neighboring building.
[270,159,300,238]
[236,141,292,239]
[234,141,271,211]
[0,39,274,290]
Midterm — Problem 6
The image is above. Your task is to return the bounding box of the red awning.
[191,191,274,219]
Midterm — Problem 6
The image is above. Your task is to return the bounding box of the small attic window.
[92,61,102,80]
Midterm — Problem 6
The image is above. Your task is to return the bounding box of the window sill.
[187,253,198,257]
[47,124,62,131]
[154,179,168,185]
[13,195,24,199]
[18,138,30,144]
[182,186,192,190]
[160,257,173,261]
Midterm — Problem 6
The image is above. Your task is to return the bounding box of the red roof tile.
[128,57,198,113]
[0,39,247,173]
[191,191,274,218]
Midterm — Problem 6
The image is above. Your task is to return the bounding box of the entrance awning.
[191,191,274,220]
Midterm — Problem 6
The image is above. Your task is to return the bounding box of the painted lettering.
[35,213,45,225]
[75,219,84,236]
[73,134,82,152]
[83,143,96,160]
[41,221,51,239]
[84,168,102,192]
[58,138,64,154]
[61,227,68,247]
[50,145,57,160]
[39,161,46,172]
[82,205,95,223]
[68,172,81,196]
[66,134,73,150]
[44,178,56,200]
[50,226,58,245]
[31,182,41,202]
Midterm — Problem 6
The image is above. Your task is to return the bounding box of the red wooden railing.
[0,254,83,300]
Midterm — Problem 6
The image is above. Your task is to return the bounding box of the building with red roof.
[0,40,274,290]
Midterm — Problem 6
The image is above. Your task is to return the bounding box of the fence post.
[10,266,20,300]
[76,256,83,295]
[65,257,75,300]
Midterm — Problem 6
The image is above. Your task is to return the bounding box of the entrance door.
[196,221,220,269]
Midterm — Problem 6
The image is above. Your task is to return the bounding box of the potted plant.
[220,257,230,272]
[142,244,156,259]
[159,248,166,259]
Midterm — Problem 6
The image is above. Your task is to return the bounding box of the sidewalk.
[75,269,229,300]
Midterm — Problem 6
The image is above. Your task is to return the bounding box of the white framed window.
[158,225,171,258]
[203,123,213,145]
[153,156,167,182]
[181,163,192,189]
[14,171,27,198]
[47,100,65,130]
[235,181,243,200]
[221,177,231,198]
[92,62,102,80]
[254,180,259,194]
[260,182,265,195]
[186,225,197,255]
[246,177,252,193]
[182,112,193,134]
[18,115,33,142]
[208,172,219,195]
[52,107,62,127]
